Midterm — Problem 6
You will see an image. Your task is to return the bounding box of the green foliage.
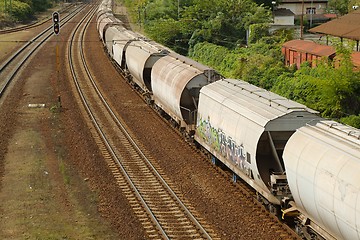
[184,0,272,48]
[31,0,52,12]
[326,0,360,15]
[144,0,178,20]
[248,23,270,44]
[145,18,188,54]
[1,0,53,23]
[10,0,33,21]
[189,42,229,68]
[340,115,360,129]
[327,0,351,15]
[125,0,272,53]
[189,35,289,86]
[272,46,360,120]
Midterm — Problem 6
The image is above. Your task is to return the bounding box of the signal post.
[52,12,62,108]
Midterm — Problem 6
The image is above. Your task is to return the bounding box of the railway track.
[0,3,87,99]
[67,4,220,240]
[0,4,75,35]
[107,32,300,240]
[146,97,300,240]
[103,51,300,239]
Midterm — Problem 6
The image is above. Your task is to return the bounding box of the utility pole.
[300,0,304,39]
[178,0,180,19]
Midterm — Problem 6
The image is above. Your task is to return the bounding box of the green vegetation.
[0,0,53,25]
[327,0,360,15]
[124,0,272,54]
[122,0,360,128]
[272,45,360,127]
[189,30,293,89]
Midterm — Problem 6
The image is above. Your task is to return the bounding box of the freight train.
[95,1,360,239]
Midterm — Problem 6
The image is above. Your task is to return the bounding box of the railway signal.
[52,11,60,35]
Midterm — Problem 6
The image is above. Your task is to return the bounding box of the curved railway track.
[67,4,220,240]
[0,4,75,35]
[0,3,86,99]
[0,1,301,239]
[107,71,300,239]
[138,89,300,240]
[108,29,300,240]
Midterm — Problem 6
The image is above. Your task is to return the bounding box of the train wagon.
[151,52,221,132]
[110,29,142,69]
[283,120,360,240]
[104,26,133,58]
[125,39,170,95]
[96,0,112,20]
[195,79,321,205]
[97,12,121,42]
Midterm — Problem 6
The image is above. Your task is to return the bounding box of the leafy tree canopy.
[1,0,54,23]
[122,0,360,128]
[125,0,272,52]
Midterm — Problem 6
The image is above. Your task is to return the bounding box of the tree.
[327,0,351,15]
[31,0,52,12]
[145,18,189,54]
[124,0,272,53]
[10,0,33,21]
[184,0,272,49]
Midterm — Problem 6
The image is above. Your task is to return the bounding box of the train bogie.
[195,79,320,205]
[283,120,360,239]
[151,53,221,131]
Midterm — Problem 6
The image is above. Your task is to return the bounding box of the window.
[306,8,316,14]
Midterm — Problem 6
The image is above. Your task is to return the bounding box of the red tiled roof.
[323,13,337,18]
[282,40,336,56]
[309,9,360,41]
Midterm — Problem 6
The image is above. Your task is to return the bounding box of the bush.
[32,0,52,12]
[248,23,270,44]
[9,0,33,21]
[340,115,360,129]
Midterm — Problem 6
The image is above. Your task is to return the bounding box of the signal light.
[53,23,60,35]
[52,12,59,23]
[52,11,60,35]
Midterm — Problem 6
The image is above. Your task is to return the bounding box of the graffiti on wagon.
[197,116,251,173]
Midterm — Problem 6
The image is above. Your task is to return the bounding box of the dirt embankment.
[0,6,145,239]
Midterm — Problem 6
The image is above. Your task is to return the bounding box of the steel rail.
[0,4,86,98]
[68,6,173,239]
[68,5,212,240]
[0,3,75,35]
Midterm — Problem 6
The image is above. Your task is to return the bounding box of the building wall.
[280,3,327,15]
[274,15,295,25]
[282,47,326,69]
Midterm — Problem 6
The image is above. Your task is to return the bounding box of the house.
[270,8,297,33]
[273,8,295,25]
[351,52,360,70]
[309,9,360,51]
[282,40,360,70]
[282,39,336,68]
[278,0,328,16]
